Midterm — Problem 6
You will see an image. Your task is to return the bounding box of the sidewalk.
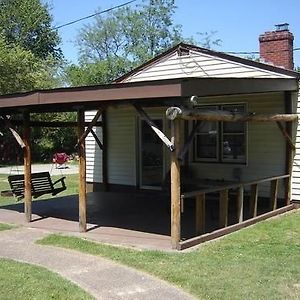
[0,163,78,176]
[0,227,194,300]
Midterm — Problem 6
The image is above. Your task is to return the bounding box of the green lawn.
[0,258,92,300]
[0,223,14,231]
[38,210,300,300]
[0,173,79,207]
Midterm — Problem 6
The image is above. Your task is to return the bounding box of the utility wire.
[226,48,300,55]
[51,0,300,56]
[53,0,137,30]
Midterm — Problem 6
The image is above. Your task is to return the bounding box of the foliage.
[39,211,300,300]
[30,113,77,162]
[0,0,61,59]
[0,1,75,162]
[66,0,219,86]
[0,35,60,94]
[0,258,92,299]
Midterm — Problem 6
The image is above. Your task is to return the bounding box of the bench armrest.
[52,176,66,188]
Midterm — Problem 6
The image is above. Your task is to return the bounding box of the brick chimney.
[259,23,294,70]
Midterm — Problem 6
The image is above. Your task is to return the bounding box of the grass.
[0,173,79,207]
[0,258,92,300]
[0,223,15,231]
[38,210,300,300]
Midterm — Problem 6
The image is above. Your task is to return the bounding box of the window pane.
[196,135,217,159]
[222,105,245,133]
[197,121,217,134]
[196,106,218,134]
[222,135,245,161]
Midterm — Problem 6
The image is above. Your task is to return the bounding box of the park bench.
[8,172,66,201]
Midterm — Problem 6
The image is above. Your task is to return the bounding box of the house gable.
[117,43,299,83]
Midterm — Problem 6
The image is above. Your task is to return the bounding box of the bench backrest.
[8,172,54,196]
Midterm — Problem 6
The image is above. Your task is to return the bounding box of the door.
[139,118,164,189]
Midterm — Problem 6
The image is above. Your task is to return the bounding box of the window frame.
[193,103,248,164]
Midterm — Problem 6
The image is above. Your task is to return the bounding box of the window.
[193,104,247,164]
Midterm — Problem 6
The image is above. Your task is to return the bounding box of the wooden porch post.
[102,109,108,191]
[170,119,181,249]
[78,109,87,232]
[250,184,258,218]
[236,186,244,223]
[196,194,205,235]
[23,111,32,222]
[219,190,228,228]
[284,91,294,205]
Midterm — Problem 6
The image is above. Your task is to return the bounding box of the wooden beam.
[195,194,205,235]
[284,91,294,205]
[219,190,228,228]
[102,110,108,191]
[23,112,32,222]
[276,121,296,150]
[178,121,202,161]
[250,184,258,218]
[170,119,181,249]
[90,129,103,150]
[182,174,289,199]
[134,104,174,151]
[236,186,243,223]
[78,109,87,232]
[270,179,279,211]
[76,109,103,148]
[166,107,298,122]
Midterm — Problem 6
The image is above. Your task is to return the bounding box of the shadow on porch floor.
[0,190,286,250]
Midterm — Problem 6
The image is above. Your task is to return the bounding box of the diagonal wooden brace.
[178,120,202,161]
[276,121,296,151]
[90,128,103,150]
[1,115,25,148]
[75,109,103,148]
[133,104,174,151]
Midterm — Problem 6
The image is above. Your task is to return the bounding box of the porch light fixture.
[190,95,200,106]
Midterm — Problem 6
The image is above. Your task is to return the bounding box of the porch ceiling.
[0,77,298,113]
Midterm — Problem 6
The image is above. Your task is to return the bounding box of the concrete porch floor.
[0,190,279,250]
[0,191,180,251]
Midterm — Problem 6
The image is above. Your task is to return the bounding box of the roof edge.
[115,42,300,82]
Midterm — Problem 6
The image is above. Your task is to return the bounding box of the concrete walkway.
[0,227,194,300]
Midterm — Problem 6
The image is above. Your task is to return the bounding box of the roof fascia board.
[181,78,299,97]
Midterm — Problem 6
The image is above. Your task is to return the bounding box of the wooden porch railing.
[181,174,290,236]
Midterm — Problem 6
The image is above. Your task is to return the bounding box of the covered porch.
[0,77,298,250]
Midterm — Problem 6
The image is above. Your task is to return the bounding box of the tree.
[0,0,61,59]
[0,1,77,162]
[0,35,60,94]
[66,0,221,86]
[66,0,184,86]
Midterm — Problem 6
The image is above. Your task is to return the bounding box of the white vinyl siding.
[85,106,169,186]
[85,111,102,183]
[122,51,293,83]
[291,89,300,200]
[86,93,288,198]
[106,107,136,185]
[188,92,286,197]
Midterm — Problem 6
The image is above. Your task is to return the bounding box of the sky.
[49,0,300,68]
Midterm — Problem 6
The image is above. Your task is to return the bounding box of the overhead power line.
[53,0,137,30]
[226,48,300,55]
[51,0,300,56]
